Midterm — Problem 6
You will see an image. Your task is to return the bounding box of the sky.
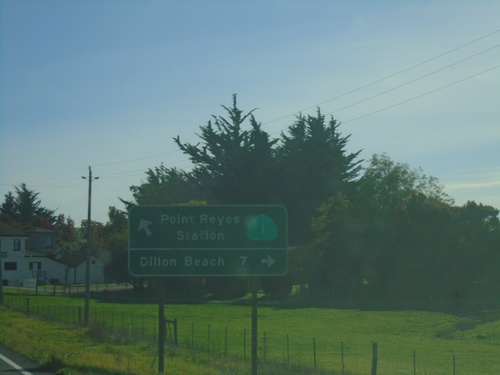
[1,0,499,225]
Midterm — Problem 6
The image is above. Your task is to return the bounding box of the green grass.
[0,308,251,375]
[2,291,500,374]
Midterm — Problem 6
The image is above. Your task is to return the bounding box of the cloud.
[446,179,500,191]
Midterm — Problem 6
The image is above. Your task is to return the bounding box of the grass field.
[1,290,500,374]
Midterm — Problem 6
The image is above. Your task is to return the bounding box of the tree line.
[2,95,499,312]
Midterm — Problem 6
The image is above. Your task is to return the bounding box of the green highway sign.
[128,205,287,276]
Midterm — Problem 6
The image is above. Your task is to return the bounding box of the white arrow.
[261,255,276,268]
[138,219,153,236]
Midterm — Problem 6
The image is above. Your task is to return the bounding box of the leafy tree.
[53,214,81,250]
[358,153,453,212]
[121,166,205,209]
[308,154,463,308]
[0,183,56,228]
[452,201,500,306]
[99,206,146,290]
[308,193,366,301]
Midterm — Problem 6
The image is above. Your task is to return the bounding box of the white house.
[1,221,105,287]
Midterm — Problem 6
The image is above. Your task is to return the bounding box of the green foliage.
[53,214,81,250]
[174,94,280,205]
[122,166,205,208]
[0,183,56,228]
[308,154,500,311]
[277,109,362,244]
[358,153,453,212]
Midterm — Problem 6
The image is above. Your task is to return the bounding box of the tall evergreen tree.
[121,165,205,209]
[0,183,56,228]
[277,109,362,245]
[174,94,280,205]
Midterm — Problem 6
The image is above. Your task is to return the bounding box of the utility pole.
[82,166,98,325]
[0,256,4,305]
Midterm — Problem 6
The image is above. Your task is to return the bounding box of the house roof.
[24,226,56,234]
[48,249,86,267]
[0,221,27,237]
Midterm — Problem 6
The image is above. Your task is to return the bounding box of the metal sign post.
[251,278,258,375]
[158,278,166,373]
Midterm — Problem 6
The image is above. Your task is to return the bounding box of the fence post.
[313,337,317,370]
[413,349,417,375]
[131,314,134,337]
[173,319,178,347]
[371,342,378,375]
[224,326,228,356]
[26,298,29,314]
[78,307,82,324]
[287,334,290,366]
[341,341,345,375]
[263,331,267,363]
[142,314,145,338]
[191,322,194,349]
[153,317,156,342]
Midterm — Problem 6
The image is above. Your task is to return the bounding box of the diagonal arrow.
[261,254,276,268]
[138,219,153,236]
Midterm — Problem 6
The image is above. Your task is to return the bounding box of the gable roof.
[0,221,27,237]
[25,226,56,234]
[49,249,86,267]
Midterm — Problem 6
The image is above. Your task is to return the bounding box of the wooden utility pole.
[0,256,3,305]
[82,166,98,325]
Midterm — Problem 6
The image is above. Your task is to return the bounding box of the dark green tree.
[120,168,207,295]
[100,206,152,292]
[0,183,56,228]
[174,94,280,205]
[308,154,461,308]
[121,166,205,209]
[173,95,285,299]
[452,201,500,308]
[277,109,362,245]
[0,192,17,225]
[358,153,452,212]
[53,214,81,250]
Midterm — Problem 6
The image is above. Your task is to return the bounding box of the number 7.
[240,256,247,266]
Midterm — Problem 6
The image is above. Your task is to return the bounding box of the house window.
[91,259,96,265]
[46,234,53,248]
[14,239,21,251]
[4,262,17,271]
[29,262,42,271]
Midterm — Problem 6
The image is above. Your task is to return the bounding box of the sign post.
[128,205,287,374]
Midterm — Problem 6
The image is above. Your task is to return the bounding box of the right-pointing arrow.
[261,254,275,268]
[138,219,153,236]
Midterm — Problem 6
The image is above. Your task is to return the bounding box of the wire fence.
[3,293,500,374]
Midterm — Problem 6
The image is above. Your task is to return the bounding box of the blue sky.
[1,0,499,224]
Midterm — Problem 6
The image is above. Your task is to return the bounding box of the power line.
[326,43,500,116]
[2,29,499,190]
[342,63,500,125]
[93,149,182,168]
[262,27,500,127]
